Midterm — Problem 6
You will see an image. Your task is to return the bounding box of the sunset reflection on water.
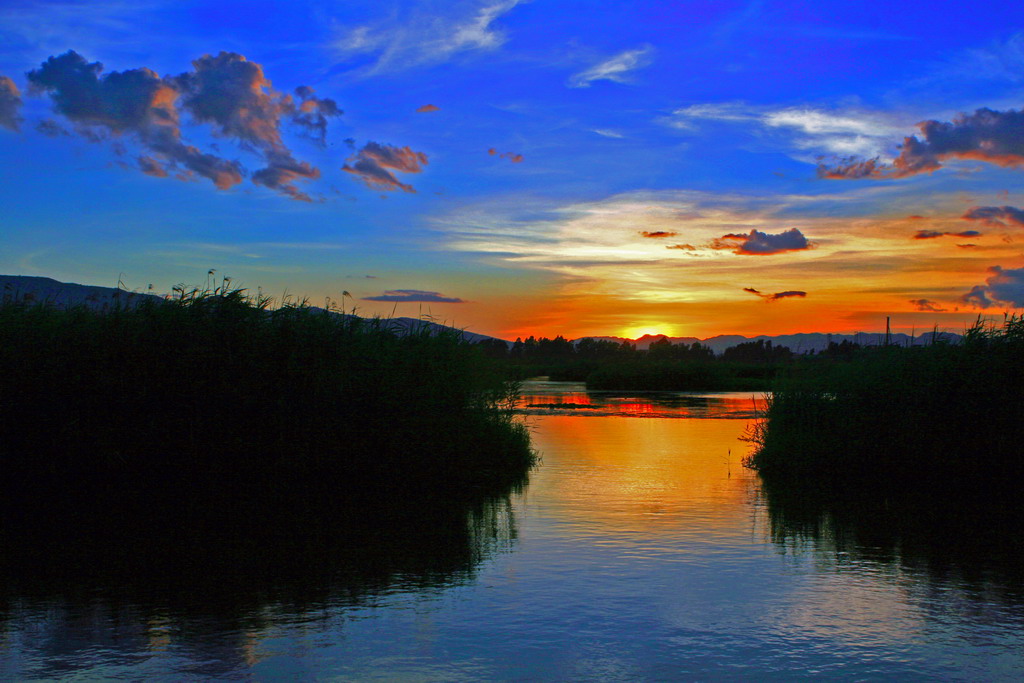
[517,379,766,420]
[521,409,758,549]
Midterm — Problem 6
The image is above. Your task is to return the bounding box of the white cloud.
[669,102,755,127]
[763,108,895,137]
[669,101,907,159]
[569,45,654,88]
[592,128,625,138]
[333,0,520,74]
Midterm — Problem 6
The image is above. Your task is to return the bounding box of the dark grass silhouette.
[744,316,1024,509]
[0,281,535,527]
[0,281,533,673]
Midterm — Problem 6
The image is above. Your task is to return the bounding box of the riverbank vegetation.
[744,316,1024,510]
[0,282,535,523]
[480,335,799,390]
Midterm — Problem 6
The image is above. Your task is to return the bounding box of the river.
[1,380,1022,680]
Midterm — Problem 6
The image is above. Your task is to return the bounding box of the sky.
[2,0,1024,340]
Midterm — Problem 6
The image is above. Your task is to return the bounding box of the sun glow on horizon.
[621,325,680,340]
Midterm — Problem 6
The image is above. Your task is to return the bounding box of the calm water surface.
[2,380,1022,680]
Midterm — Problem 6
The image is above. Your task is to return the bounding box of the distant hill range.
[2,275,964,353]
[577,331,962,355]
[0,275,503,345]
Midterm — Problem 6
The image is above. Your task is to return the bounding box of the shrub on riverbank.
[0,284,535,517]
[744,316,1024,507]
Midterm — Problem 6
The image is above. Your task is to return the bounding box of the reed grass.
[0,281,535,520]
[743,316,1024,507]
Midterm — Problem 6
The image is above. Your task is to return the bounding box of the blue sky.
[2,0,1024,338]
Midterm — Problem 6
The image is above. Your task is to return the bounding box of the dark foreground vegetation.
[0,283,535,526]
[479,335,799,390]
[744,316,1024,511]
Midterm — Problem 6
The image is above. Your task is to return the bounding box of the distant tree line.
[475,334,872,390]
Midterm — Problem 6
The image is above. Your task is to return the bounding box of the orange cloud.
[744,287,807,301]
[963,265,1024,308]
[416,104,440,113]
[913,229,981,240]
[488,148,523,162]
[0,75,22,131]
[821,107,1024,179]
[26,49,346,200]
[910,298,947,312]
[342,141,428,192]
[962,205,1024,228]
[709,228,811,255]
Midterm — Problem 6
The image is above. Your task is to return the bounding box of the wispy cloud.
[946,32,1024,83]
[569,44,654,88]
[669,103,753,126]
[363,289,465,303]
[438,190,831,303]
[910,32,1024,98]
[0,0,171,63]
[669,102,906,159]
[333,1,520,75]
[436,188,994,317]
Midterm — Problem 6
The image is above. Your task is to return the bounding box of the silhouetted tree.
[476,338,510,359]
[575,338,625,359]
[822,339,860,359]
[722,339,793,363]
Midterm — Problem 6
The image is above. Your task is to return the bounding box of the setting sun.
[621,325,679,340]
